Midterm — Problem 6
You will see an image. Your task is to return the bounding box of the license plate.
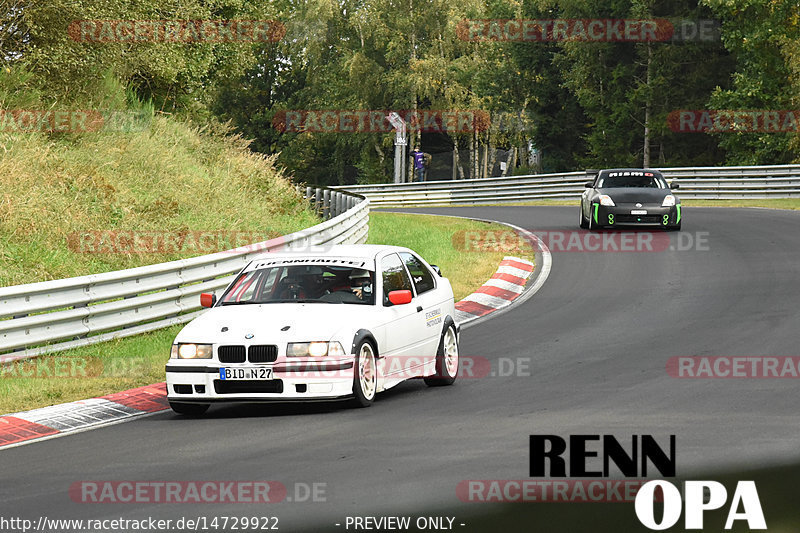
[219,367,274,380]
[630,209,648,215]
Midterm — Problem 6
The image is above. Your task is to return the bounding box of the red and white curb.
[455,256,534,323]
[0,383,169,449]
[0,234,547,450]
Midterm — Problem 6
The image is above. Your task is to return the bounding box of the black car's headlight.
[662,195,676,207]
[171,343,213,359]
[599,194,615,206]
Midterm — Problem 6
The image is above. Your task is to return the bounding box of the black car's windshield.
[597,171,667,189]
[219,264,375,306]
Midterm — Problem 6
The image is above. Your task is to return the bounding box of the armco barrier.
[0,189,368,363]
[334,164,800,206]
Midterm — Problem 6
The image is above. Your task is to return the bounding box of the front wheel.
[352,340,377,407]
[425,323,459,387]
[169,402,209,416]
[579,204,588,229]
[588,206,599,232]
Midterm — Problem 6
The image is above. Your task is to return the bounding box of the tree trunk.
[482,136,489,178]
[643,43,652,168]
[454,141,465,179]
[409,0,421,150]
[468,131,475,179]
[488,141,497,178]
[508,146,517,175]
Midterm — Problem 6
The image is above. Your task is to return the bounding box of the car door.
[398,251,443,364]
[378,252,423,380]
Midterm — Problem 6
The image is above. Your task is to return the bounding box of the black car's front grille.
[218,345,246,363]
[214,380,284,394]
[614,214,663,224]
[248,345,278,363]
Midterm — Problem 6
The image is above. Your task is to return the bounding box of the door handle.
[416,305,423,312]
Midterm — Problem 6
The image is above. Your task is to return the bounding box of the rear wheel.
[169,402,209,416]
[352,340,377,407]
[425,324,459,387]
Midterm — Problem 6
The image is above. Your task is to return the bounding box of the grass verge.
[0,213,534,415]
[680,198,800,210]
[366,212,532,301]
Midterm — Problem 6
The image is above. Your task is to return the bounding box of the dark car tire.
[169,402,209,416]
[351,339,377,407]
[667,222,682,232]
[579,203,589,229]
[425,323,459,387]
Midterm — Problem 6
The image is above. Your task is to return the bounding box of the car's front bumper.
[165,359,356,403]
[591,203,681,228]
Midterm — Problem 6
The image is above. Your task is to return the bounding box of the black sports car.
[579,169,681,231]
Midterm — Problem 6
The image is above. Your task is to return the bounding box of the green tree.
[703,0,800,163]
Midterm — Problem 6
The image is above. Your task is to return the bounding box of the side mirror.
[200,293,217,308]
[670,182,680,190]
[430,264,442,276]
[388,290,413,305]
[585,182,593,188]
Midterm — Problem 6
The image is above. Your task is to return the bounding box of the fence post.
[322,189,331,220]
[333,192,342,217]
[314,188,322,216]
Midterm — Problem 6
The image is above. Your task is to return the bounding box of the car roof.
[248,244,412,264]
[597,168,664,177]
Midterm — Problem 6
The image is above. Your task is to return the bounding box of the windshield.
[597,171,667,189]
[219,264,375,306]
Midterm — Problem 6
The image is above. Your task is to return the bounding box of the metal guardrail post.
[336,192,343,217]
[314,188,322,215]
[322,189,331,220]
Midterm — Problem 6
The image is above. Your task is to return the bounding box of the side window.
[399,252,435,295]
[381,253,413,306]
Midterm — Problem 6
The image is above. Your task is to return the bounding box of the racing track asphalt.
[2,206,800,532]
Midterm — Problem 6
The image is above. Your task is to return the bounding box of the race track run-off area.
[1,205,800,532]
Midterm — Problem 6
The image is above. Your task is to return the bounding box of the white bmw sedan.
[166,245,459,415]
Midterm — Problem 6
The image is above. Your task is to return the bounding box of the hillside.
[0,113,318,286]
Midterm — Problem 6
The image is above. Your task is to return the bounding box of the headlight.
[662,195,676,207]
[287,341,346,357]
[599,195,615,206]
[174,343,213,359]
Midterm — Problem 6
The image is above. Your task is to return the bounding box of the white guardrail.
[334,164,800,207]
[0,189,369,363]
